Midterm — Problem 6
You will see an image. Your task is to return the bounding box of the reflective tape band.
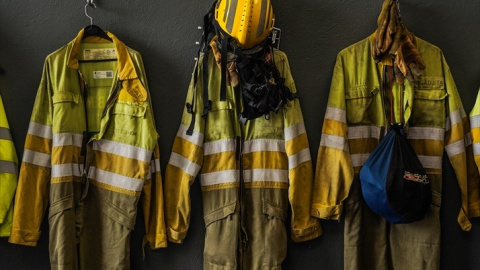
[470,115,480,129]
[177,124,204,147]
[200,170,238,186]
[88,167,144,192]
[285,122,306,141]
[243,169,289,183]
[407,127,445,140]
[0,160,18,174]
[0,127,13,141]
[256,0,268,37]
[168,152,201,177]
[473,143,480,156]
[226,0,238,32]
[243,139,286,154]
[53,133,83,147]
[93,140,153,163]
[27,122,52,139]
[446,139,466,157]
[288,148,311,170]
[23,149,51,168]
[465,132,473,147]
[204,139,236,155]
[51,163,84,178]
[446,109,466,131]
[348,126,382,140]
[351,153,370,167]
[320,134,348,151]
[418,155,443,170]
[150,158,161,173]
[325,107,347,123]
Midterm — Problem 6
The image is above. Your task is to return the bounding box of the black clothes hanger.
[83,1,112,42]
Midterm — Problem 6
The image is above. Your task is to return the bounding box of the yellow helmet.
[214,0,275,49]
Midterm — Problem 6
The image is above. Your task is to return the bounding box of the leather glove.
[374,0,397,61]
[210,37,239,87]
[390,30,426,84]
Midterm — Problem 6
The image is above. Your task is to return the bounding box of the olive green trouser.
[344,176,441,270]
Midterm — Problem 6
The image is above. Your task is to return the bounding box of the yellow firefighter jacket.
[164,49,322,270]
[0,94,19,237]
[9,29,166,270]
[470,89,480,173]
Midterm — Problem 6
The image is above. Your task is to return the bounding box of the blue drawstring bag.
[359,123,431,224]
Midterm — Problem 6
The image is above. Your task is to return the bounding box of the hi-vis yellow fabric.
[470,89,480,173]
[312,35,480,270]
[165,49,321,270]
[9,29,166,270]
[0,94,19,237]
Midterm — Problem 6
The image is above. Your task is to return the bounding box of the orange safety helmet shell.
[214,0,275,49]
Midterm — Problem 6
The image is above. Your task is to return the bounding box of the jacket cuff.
[8,229,41,246]
[291,222,322,243]
[468,201,480,218]
[167,228,187,244]
[311,204,342,220]
[145,233,168,250]
[458,208,472,231]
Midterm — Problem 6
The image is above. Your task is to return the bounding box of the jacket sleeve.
[443,54,480,231]
[164,58,205,244]
[311,54,354,220]
[9,60,53,246]
[280,55,322,242]
[142,143,167,249]
[0,94,18,228]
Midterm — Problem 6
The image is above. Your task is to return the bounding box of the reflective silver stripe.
[88,167,144,192]
[0,127,12,141]
[51,163,83,178]
[465,132,473,147]
[256,0,267,37]
[204,139,236,155]
[177,124,204,147]
[52,133,83,147]
[27,122,52,139]
[285,122,306,141]
[243,139,285,154]
[320,134,348,151]
[348,126,382,139]
[418,155,443,170]
[200,170,238,186]
[470,115,480,129]
[243,169,289,183]
[23,149,51,168]
[445,139,466,157]
[226,0,238,32]
[446,109,466,131]
[168,152,201,177]
[407,127,445,140]
[223,0,230,22]
[93,140,153,163]
[288,148,311,170]
[351,153,370,167]
[325,107,346,123]
[473,143,480,156]
[0,160,18,174]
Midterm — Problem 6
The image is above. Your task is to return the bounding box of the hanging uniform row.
[1,0,479,270]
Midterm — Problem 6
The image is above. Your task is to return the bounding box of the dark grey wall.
[0,0,479,269]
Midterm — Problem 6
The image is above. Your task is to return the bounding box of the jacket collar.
[67,28,138,81]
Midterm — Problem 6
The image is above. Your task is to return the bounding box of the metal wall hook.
[85,1,96,25]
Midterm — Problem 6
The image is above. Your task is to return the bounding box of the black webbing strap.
[185,62,198,136]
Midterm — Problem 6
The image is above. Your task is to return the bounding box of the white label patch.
[84,48,117,61]
[93,71,114,79]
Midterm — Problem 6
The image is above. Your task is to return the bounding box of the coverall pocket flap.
[52,92,79,104]
[103,199,136,230]
[210,99,234,111]
[345,87,379,99]
[48,195,74,219]
[111,102,147,117]
[263,200,287,221]
[204,202,236,227]
[414,90,447,100]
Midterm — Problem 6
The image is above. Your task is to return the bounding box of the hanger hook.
[85,1,96,26]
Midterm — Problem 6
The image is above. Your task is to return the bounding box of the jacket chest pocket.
[52,91,83,131]
[205,100,236,141]
[410,90,447,128]
[345,88,380,124]
[110,102,147,136]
